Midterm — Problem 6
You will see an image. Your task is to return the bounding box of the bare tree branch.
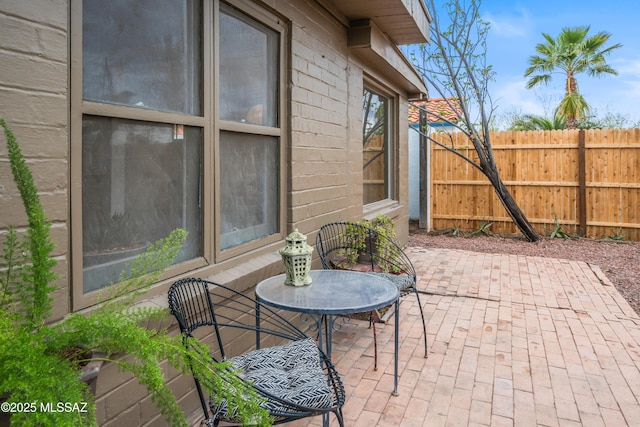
[407,0,541,242]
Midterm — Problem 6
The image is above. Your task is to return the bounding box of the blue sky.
[477,0,640,125]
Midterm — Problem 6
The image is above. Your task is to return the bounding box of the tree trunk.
[484,165,541,242]
[566,117,579,129]
[564,73,580,129]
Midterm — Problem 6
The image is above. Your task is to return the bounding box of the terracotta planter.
[81,350,106,395]
[357,235,377,264]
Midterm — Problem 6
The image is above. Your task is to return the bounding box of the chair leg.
[371,314,378,370]
[413,287,428,357]
[334,408,345,427]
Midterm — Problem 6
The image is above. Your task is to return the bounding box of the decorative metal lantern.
[279,229,313,286]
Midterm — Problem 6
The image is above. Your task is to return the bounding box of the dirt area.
[408,227,640,315]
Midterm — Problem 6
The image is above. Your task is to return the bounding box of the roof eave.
[322,0,431,45]
[349,19,428,99]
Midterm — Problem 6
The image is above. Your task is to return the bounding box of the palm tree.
[524,26,622,129]
[509,113,565,131]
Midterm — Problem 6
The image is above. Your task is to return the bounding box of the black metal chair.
[316,221,428,368]
[168,278,345,427]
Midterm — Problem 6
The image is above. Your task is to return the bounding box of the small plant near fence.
[603,228,627,241]
[472,221,494,236]
[549,215,571,240]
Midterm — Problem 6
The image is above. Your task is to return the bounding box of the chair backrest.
[168,277,308,361]
[316,221,416,279]
[168,278,224,357]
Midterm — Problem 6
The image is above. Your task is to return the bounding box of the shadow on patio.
[287,246,640,426]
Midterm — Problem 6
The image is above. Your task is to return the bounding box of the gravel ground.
[408,228,640,315]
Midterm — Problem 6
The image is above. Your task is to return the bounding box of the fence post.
[419,107,429,230]
[578,130,587,236]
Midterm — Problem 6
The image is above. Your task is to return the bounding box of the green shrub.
[342,215,401,273]
[0,118,271,427]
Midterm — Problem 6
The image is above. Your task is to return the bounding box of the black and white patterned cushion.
[378,273,414,291]
[211,338,333,419]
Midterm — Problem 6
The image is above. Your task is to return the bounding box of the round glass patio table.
[255,270,400,399]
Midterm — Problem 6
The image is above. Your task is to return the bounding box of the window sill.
[363,199,403,219]
[141,250,284,313]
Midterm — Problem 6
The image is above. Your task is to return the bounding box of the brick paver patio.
[288,247,640,426]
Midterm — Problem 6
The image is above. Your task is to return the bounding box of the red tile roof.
[409,98,462,125]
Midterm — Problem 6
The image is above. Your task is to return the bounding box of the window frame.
[70,0,288,309]
[214,0,287,261]
[362,77,399,208]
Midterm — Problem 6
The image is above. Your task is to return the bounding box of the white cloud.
[588,57,640,120]
[623,80,640,97]
[492,78,549,115]
[483,8,532,38]
[613,57,640,74]
[613,58,640,97]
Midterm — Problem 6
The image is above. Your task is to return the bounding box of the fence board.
[430,129,640,240]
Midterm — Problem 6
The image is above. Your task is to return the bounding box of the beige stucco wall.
[283,0,412,241]
[0,1,72,320]
[0,0,418,424]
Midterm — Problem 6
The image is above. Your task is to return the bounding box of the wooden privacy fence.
[430,128,640,240]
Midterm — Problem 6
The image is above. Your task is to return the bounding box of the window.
[73,0,285,304]
[220,132,279,249]
[362,87,393,205]
[82,1,202,115]
[218,3,280,249]
[81,118,203,293]
[219,4,279,127]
